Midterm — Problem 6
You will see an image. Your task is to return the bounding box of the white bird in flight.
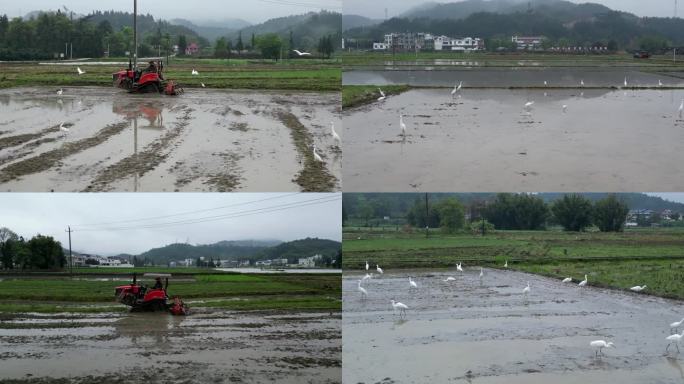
[399,114,407,136]
[76,67,85,75]
[313,145,323,162]
[667,332,684,353]
[357,280,368,299]
[293,49,311,56]
[578,274,588,287]
[408,277,418,289]
[331,122,340,143]
[524,101,534,111]
[590,340,615,357]
[391,300,408,317]
[443,276,456,282]
[377,88,386,101]
[191,68,199,75]
[376,265,383,274]
[456,263,463,272]
[630,285,647,292]
[562,277,572,283]
[671,318,684,333]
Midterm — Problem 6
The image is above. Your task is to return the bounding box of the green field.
[0,57,341,91]
[342,84,410,109]
[0,272,341,313]
[343,227,684,299]
[341,51,684,70]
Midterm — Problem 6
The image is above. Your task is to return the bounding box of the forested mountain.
[255,238,341,264]
[227,11,342,51]
[171,18,249,42]
[344,0,684,50]
[343,15,381,31]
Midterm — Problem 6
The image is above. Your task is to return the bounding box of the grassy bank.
[343,227,684,299]
[0,58,341,91]
[342,84,410,109]
[0,273,340,313]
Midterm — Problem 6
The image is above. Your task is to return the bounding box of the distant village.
[71,253,328,269]
[345,32,610,53]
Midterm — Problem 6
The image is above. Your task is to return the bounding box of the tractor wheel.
[151,300,167,312]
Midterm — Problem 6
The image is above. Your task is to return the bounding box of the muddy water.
[0,310,341,383]
[0,87,340,192]
[343,269,684,383]
[343,68,684,87]
[343,88,684,192]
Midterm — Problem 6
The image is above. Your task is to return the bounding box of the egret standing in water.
[376,265,384,274]
[57,88,64,96]
[313,145,323,162]
[524,101,534,111]
[457,263,463,272]
[399,114,407,137]
[409,277,418,289]
[504,260,508,268]
[357,280,368,299]
[671,318,684,333]
[391,300,409,318]
[443,276,456,282]
[624,77,628,87]
[479,268,484,282]
[578,274,588,287]
[362,273,372,281]
[667,331,684,353]
[331,122,341,144]
[580,79,585,87]
[590,340,614,357]
[544,80,548,87]
[678,99,683,119]
[451,81,462,96]
[59,123,69,137]
[365,261,369,271]
[378,88,386,101]
[522,282,531,299]
[562,104,568,113]
[562,277,572,283]
[630,285,647,292]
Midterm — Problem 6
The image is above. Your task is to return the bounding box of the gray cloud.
[0,193,341,256]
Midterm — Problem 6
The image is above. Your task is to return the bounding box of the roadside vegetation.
[342,85,410,109]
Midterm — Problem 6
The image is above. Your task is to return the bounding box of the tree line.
[347,193,634,233]
[0,228,66,270]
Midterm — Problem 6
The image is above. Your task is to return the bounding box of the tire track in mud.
[274,110,337,192]
[84,108,193,192]
[0,123,67,149]
[0,122,128,184]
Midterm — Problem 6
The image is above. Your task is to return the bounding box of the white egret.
[365,261,369,271]
[457,263,463,272]
[562,104,568,113]
[409,277,418,289]
[57,88,64,96]
[504,260,508,268]
[678,99,683,118]
[578,274,588,287]
[580,79,585,87]
[544,80,548,86]
[362,273,372,281]
[451,81,462,96]
[331,122,341,143]
[293,49,311,56]
[522,282,530,298]
[562,277,572,283]
[671,318,684,333]
[76,67,85,75]
[191,68,199,75]
[59,123,69,134]
[443,276,456,282]
[201,83,206,88]
[357,280,368,299]
[376,265,383,274]
[630,285,647,292]
[378,88,386,101]
[667,331,684,353]
[590,340,614,357]
[524,101,534,110]
[659,79,663,87]
[399,114,407,136]
[391,300,408,317]
[313,145,323,162]
[624,77,628,87]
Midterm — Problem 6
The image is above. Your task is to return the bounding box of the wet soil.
[0,309,341,384]
[0,87,340,192]
[343,269,684,383]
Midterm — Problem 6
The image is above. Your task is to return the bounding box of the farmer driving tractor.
[152,276,163,290]
[144,60,157,74]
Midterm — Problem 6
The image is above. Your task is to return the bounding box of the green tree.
[551,194,594,232]
[255,33,282,61]
[0,227,18,269]
[484,193,548,230]
[434,198,465,233]
[594,194,629,232]
[214,37,228,58]
[177,34,187,56]
[236,31,244,54]
[26,235,65,270]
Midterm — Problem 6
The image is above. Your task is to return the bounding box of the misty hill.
[138,240,281,264]
[343,15,381,31]
[84,11,208,45]
[344,0,684,49]
[227,11,342,51]
[255,238,341,264]
[171,18,251,42]
[344,193,684,219]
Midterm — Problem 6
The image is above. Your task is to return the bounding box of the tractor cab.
[113,58,182,95]
[115,273,188,315]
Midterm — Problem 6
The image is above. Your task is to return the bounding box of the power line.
[72,192,301,229]
[74,195,341,232]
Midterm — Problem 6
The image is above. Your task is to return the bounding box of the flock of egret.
[353,260,683,357]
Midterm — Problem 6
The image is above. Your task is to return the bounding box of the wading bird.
[504,260,508,268]
[357,280,368,299]
[451,81,462,96]
[524,101,534,111]
[580,79,585,87]
[201,83,205,88]
[409,277,418,289]
[522,282,530,298]
[457,263,463,272]
[362,273,372,281]
[191,68,199,75]
[400,114,407,136]
[366,261,369,271]
[59,122,69,135]
[544,80,548,87]
[331,122,340,143]
[443,276,456,282]
[678,99,683,118]
[313,145,323,162]
[562,104,568,113]
[376,265,383,274]
[77,67,85,75]
[630,285,647,292]
[667,331,684,353]
[590,340,614,357]
[57,88,64,96]
[671,318,684,333]
[578,274,588,287]
[293,50,311,56]
[624,77,628,87]
[479,268,484,279]
[659,79,663,87]
[378,88,386,101]
[562,277,572,283]
[391,300,408,318]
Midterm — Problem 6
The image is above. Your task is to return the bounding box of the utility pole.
[424,193,429,239]
[65,226,73,275]
[133,0,138,70]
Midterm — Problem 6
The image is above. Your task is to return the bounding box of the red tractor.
[112,59,183,96]
[115,273,188,315]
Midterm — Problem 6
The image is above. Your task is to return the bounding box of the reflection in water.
[114,312,184,352]
[667,356,684,381]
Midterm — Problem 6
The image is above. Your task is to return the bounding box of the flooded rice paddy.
[343,268,684,384]
[0,87,340,192]
[0,309,341,383]
[343,88,684,192]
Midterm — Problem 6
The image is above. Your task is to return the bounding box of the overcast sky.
[4,0,342,24]
[0,193,341,256]
[344,0,679,19]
